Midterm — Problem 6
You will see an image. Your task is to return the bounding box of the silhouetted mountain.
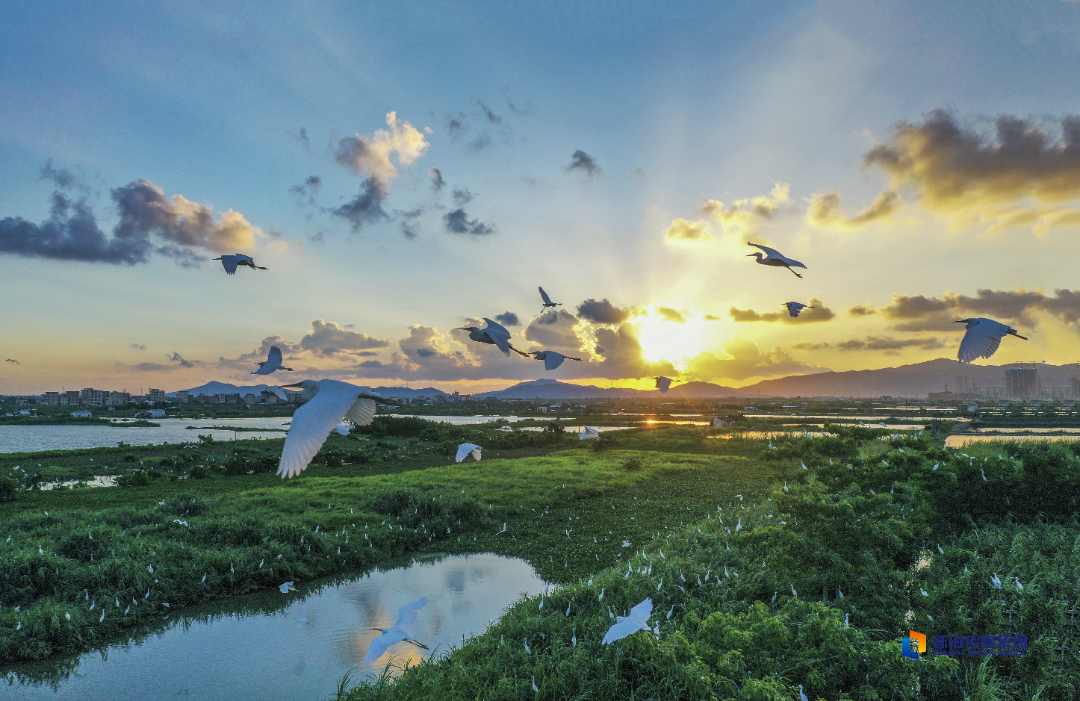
[173,382,278,397]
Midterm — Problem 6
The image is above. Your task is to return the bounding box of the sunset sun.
[634,315,707,365]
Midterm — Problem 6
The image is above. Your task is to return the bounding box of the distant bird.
[458,318,529,357]
[4,359,18,364]
[363,597,430,665]
[955,318,1027,363]
[456,443,482,462]
[213,253,266,275]
[578,426,599,440]
[991,572,1002,589]
[1014,576,1023,591]
[530,350,582,370]
[791,584,797,597]
[253,346,292,375]
[279,582,296,594]
[601,598,653,644]
[655,376,672,393]
[783,302,814,318]
[798,684,809,701]
[539,287,561,311]
[746,242,807,278]
[276,380,398,478]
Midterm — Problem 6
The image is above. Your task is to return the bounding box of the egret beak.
[279,382,304,388]
[953,319,968,323]
[745,254,756,257]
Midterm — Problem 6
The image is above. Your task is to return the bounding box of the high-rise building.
[1005,368,1037,399]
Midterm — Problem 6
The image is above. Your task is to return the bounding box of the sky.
[4,0,1080,395]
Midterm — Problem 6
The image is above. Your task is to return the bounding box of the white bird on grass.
[456,443,482,463]
[213,253,266,275]
[746,242,807,278]
[784,302,815,318]
[457,318,529,357]
[955,318,1028,363]
[602,598,654,644]
[529,350,582,370]
[276,380,398,478]
[579,426,599,440]
[253,346,293,375]
[363,597,430,665]
[538,287,561,311]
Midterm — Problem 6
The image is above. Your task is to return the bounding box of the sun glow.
[634,315,708,365]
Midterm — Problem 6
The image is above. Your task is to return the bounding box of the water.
[2,553,548,701]
[0,418,292,454]
[946,432,1080,447]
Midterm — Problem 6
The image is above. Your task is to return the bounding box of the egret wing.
[219,255,239,275]
[628,597,653,625]
[252,363,275,375]
[601,618,641,644]
[958,327,998,363]
[539,287,553,305]
[781,254,807,269]
[482,318,513,356]
[268,346,283,365]
[656,376,672,393]
[456,443,480,462]
[471,448,482,461]
[363,631,395,665]
[395,597,428,636]
[278,381,365,478]
[346,397,378,426]
[543,352,566,370]
[747,242,780,258]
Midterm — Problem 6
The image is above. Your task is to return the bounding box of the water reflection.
[946,434,1080,447]
[2,553,548,701]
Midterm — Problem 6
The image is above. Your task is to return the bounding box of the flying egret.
[456,443,482,462]
[212,253,267,275]
[458,318,529,357]
[5,359,18,364]
[601,597,653,644]
[783,302,814,318]
[363,597,430,665]
[655,376,672,393]
[746,242,807,278]
[253,346,293,375]
[529,350,582,370]
[578,426,599,440]
[279,582,296,594]
[955,318,1028,363]
[539,287,561,310]
[276,380,398,478]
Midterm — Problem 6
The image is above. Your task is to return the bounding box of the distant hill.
[369,386,449,398]
[174,382,447,400]
[474,379,738,399]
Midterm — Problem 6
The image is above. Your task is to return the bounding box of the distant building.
[71,410,93,418]
[1005,368,1037,400]
[174,390,190,403]
[148,388,166,403]
[260,389,281,404]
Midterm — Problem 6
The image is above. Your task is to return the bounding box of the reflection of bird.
[955,318,1027,363]
[279,581,296,594]
[601,597,653,644]
[578,426,599,440]
[213,253,267,275]
[253,346,293,375]
[783,302,814,318]
[746,242,806,278]
[456,443,482,462]
[539,287,561,310]
[364,597,430,665]
[276,380,398,478]
[458,318,529,357]
[530,350,582,370]
[655,376,672,393]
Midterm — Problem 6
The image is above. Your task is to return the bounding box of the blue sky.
[4,0,1080,394]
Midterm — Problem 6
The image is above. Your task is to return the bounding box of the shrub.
[0,477,17,502]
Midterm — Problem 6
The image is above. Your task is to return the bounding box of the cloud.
[663,218,713,243]
[40,160,81,190]
[791,341,830,351]
[805,190,901,229]
[577,298,630,325]
[297,319,390,356]
[444,208,494,236]
[566,150,601,177]
[289,127,310,150]
[879,288,1080,331]
[847,304,876,316]
[131,343,146,350]
[655,306,686,323]
[687,339,820,381]
[476,99,502,125]
[703,314,723,321]
[836,336,944,354]
[289,176,322,208]
[168,352,198,368]
[701,183,790,241]
[523,309,582,351]
[132,362,170,372]
[429,167,445,191]
[397,207,423,239]
[494,311,519,327]
[452,187,474,206]
[727,299,835,323]
[332,177,389,231]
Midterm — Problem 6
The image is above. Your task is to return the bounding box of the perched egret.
[457,318,529,357]
[955,318,1027,363]
[539,287,561,310]
[655,376,672,393]
[456,443,482,463]
[578,426,599,440]
[791,584,798,597]
[212,253,266,275]
[529,350,582,370]
[783,302,814,318]
[363,597,430,665]
[279,582,297,594]
[276,380,398,478]
[601,598,653,644]
[799,684,809,701]
[253,346,293,375]
[1014,576,1023,591]
[991,573,1002,589]
[746,242,807,278]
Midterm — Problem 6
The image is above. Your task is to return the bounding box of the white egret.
[791,584,797,597]
[456,443,482,463]
[601,597,653,644]
[212,253,266,275]
[746,242,807,278]
[279,582,296,594]
[253,346,293,375]
[799,684,809,701]
[1014,576,1023,591]
[937,544,944,555]
[276,380,398,478]
[991,573,1002,589]
[539,287,561,310]
[579,426,599,440]
[655,376,672,393]
[844,613,849,628]
[457,318,528,357]
[955,318,1027,363]
[920,588,928,598]
[837,587,843,598]
[783,302,814,318]
[363,597,430,665]
[529,350,582,370]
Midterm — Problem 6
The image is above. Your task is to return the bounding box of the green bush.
[0,476,17,502]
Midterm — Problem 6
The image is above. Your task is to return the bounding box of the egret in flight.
[252,346,293,375]
[539,287,561,311]
[530,350,582,370]
[955,318,1028,363]
[579,426,599,440]
[458,318,529,357]
[4,359,18,364]
[783,302,814,318]
[602,597,654,644]
[363,597,430,665]
[746,243,806,278]
[456,443,482,462]
[655,376,672,393]
[212,253,267,275]
[276,380,398,478]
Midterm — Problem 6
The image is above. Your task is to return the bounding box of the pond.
[1,553,549,701]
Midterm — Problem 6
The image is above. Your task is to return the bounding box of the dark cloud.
[655,306,686,323]
[524,309,581,351]
[687,339,821,381]
[112,180,260,252]
[566,150,601,177]
[837,336,944,354]
[289,127,311,150]
[397,207,423,239]
[505,95,533,116]
[131,343,147,351]
[879,288,1080,332]
[168,352,198,368]
[40,160,80,190]
[576,298,629,325]
[805,190,901,229]
[132,362,170,372]
[468,134,491,152]
[289,175,322,208]
[444,208,494,236]
[494,312,520,327]
[727,299,835,323]
[477,100,502,125]
[298,319,390,356]
[332,177,389,231]
[791,341,830,351]
[446,116,467,140]
[703,314,723,321]
[848,304,876,316]
[429,167,445,191]
[452,187,475,206]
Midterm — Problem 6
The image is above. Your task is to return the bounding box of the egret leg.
[786,266,803,279]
